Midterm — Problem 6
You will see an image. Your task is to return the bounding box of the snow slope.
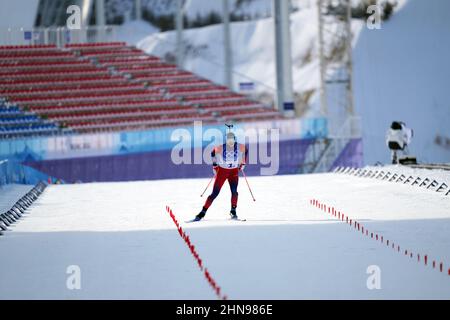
[353,0,450,165]
[0,0,39,29]
[115,19,160,45]
[1,167,449,299]
[107,0,311,22]
[135,0,449,166]
[137,6,338,96]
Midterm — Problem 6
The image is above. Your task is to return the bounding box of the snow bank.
[136,0,449,166]
[353,0,450,165]
[0,0,38,29]
[115,19,160,46]
[137,7,329,96]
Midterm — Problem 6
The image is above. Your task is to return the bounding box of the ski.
[185,217,246,223]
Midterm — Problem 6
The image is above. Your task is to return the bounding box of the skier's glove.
[239,163,245,171]
[213,163,219,175]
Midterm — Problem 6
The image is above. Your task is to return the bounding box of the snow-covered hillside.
[1,167,449,299]
[107,0,312,22]
[0,0,38,29]
[134,1,404,106]
[133,0,449,166]
[115,19,160,45]
[137,4,329,99]
[353,0,450,165]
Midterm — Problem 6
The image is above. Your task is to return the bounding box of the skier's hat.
[226,131,236,141]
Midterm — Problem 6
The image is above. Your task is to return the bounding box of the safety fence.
[21,138,314,183]
[0,118,327,161]
[309,198,450,277]
[0,159,57,186]
[0,26,117,47]
[0,181,47,236]
[333,166,450,197]
[165,205,227,299]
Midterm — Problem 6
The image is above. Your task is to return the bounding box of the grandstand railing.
[0,159,24,185]
[0,117,328,160]
[312,116,362,173]
[0,26,117,47]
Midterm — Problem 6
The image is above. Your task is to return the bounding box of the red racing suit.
[203,142,247,209]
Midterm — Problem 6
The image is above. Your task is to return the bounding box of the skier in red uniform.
[195,131,247,221]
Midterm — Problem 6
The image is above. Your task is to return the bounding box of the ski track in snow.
[0,169,449,299]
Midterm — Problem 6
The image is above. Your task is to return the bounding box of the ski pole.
[200,174,215,197]
[240,169,256,202]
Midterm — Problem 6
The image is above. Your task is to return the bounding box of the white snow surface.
[1,169,449,299]
[0,0,39,29]
[115,19,160,46]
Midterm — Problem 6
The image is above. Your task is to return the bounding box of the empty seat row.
[0,83,147,97]
[200,100,260,108]
[0,58,84,67]
[116,62,176,71]
[0,123,58,133]
[79,49,144,58]
[69,114,217,131]
[0,77,127,89]
[97,55,159,63]
[0,44,56,50]
[168,86,229,96]
[202,103,263,113]
[0,66,107,76]
[99,58,161,67]
[0,60,93,71]
[72,46,132,54]
[1,43,282,137]
[2,70,111,82]
[0,114,40,125]
[26,98,180,112]
[184,93,247,104]
[122,66,179,75]
[32,106,190,118]
[0,51,74,58]
[11,90,164,104]
[65,42,127,49]
[220,110,282,121]
[0,105,20,114]
[47,107,198,122]
[133,71,194,81]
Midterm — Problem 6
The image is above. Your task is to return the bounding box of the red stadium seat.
[1,42,282,136]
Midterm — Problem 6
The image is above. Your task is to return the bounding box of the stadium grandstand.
[0,0,356,185]
[0,42,283,139]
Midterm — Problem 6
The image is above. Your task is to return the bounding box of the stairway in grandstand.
[0,42,283,138]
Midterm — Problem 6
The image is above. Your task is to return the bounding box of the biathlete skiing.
[194,127,248,222]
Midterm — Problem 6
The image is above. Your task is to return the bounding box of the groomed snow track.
[0,167,449,299]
